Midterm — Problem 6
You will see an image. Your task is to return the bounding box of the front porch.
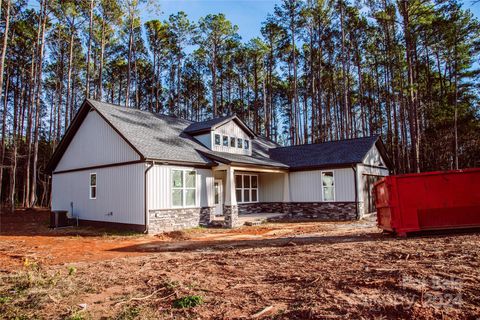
[211,164,290,228]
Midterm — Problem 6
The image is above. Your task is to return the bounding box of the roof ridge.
[271,135,379,150]
[86,98,194,124]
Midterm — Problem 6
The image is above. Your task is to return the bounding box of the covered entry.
[212,164,289,227]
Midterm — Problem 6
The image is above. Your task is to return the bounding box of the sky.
[143,0,480,42]
[141,0,278,42]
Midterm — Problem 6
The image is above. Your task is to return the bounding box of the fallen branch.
[251,305,273,318]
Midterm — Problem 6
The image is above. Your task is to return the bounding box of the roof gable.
[269,136,392,170]
[47,100,214,172]
[55,110,140,171]
[184,115,255,138]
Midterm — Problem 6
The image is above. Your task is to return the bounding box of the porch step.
[208,220,226,228]
[244,220,263,226]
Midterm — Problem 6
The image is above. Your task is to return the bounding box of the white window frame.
[237,138,243,149]
[89,173,97,200]
[171,169,197,208]
[321,170,335,202]
[222,135,229,147]
[214,134,221,145]
[235,173,258,204]
[244,139,250,150]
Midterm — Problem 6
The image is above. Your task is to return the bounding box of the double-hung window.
[237,138,243,149]
[230,137,236,147]
[89,173,97,199]
[322,171,335,201]
[172,170,197,207]
[235,174,258,203]
[222,135,229,146]
[244,139,250,150]
[214,134,221,145]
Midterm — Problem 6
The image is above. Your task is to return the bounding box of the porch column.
[283,172,291,213]
[224,165,238,228]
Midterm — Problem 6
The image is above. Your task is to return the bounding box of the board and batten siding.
[51,163,145,225]
[147,165,214,209]
[259,172,284,202]
[289,168,356,202]
[55,110,140,172]
[212,121,252,155]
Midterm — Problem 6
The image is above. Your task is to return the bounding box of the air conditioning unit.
[49,210,70,228]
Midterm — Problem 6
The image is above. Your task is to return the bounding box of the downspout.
[352,165,359,220]
[144,161,155,233]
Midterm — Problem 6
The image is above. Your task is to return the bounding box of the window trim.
[171,169,197,208]
[214,134,221,146]
[230,137,236,147]
[89,173,97,200]
[222,135,229,147]
[321,170,335,202]
[235,173,258,204]
[237,138,243,149]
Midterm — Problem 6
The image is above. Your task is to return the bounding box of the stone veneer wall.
[237,202,288,215]
[148,207,214,234]
[224,205,239,228]
[287,202,357,220]
[237,202,358,221]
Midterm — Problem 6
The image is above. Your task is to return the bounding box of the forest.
[0,0,479,209]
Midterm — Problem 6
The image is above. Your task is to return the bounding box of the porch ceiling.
[213,163,288,173]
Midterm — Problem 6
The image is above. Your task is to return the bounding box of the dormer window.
[223,135,229,146]
[244,140,249,150]
[237,138,243,148]
[230,137,236,147]
[214,134,221,145]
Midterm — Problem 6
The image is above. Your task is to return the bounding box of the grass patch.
[67,266,77,276]
[173,295,203,309]
[115,306,141,320]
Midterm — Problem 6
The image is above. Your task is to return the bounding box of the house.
[47,99,392,233]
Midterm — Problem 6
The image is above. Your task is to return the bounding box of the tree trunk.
[29,0,48,207]
[0,0,11,204]
[85,0,94,98]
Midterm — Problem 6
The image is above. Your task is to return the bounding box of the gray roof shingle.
[49,99,388,172]
[183,115,235,134]
[269,136,382,169]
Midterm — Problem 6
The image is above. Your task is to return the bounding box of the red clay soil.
[1,208,479,319]
[0,209,335,270]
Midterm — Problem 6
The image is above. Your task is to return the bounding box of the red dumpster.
[374,168,480,236]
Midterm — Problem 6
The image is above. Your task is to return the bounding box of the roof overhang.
[187,115,256,138]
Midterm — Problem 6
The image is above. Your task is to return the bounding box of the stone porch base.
[238,202,358,221]
[148,206,214,234]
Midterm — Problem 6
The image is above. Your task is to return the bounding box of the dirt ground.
[1,209,479,319]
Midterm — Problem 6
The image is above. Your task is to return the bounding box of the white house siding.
[357,164,389,215]
[259,172,284,202]
[147,165,214,210]
[55,110,140,172]
[51,163,145,225]
[363,145,386,167]
[289,168,356,202]
[212,121,251,155]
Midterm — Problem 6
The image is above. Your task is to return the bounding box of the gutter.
[144,161,155,233]
[352,165,359,220]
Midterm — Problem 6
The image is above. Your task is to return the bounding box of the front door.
[214,179,223,216]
